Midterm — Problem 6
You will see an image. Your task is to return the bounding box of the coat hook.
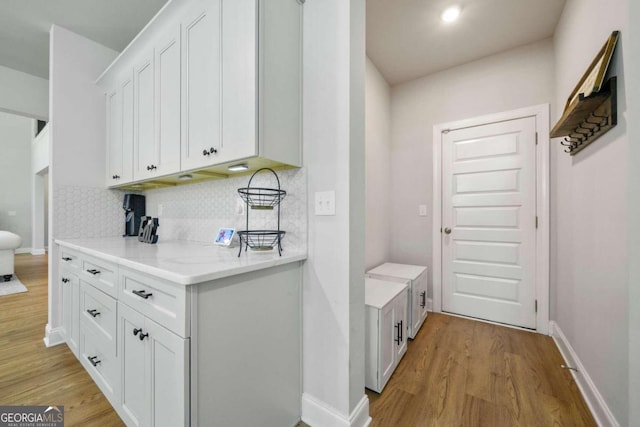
[575,126,593,138]
[590,112,609,126]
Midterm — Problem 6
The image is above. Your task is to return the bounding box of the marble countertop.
[56,237,306,285]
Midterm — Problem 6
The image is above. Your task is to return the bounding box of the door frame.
[431,104,550,334]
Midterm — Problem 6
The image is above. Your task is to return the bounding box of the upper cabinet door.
[133,53,156,181]
[107,71,135,187]
[220,0,257,163]
[155,26,182,176]
[180,0,222,171]
[106,86,123,185]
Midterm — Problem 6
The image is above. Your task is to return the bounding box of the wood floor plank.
[0,254,124,426]
[367,313,597,427]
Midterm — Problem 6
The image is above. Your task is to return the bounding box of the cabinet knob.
[88,355,101,367]
[139,332,149,341]
[133,327,142,336]
[87,309,101,318]
[62,257,72,262]
[210,147,217,154]
[202,149,209,156]
[112,174,120,179]
[61,277,70,283]
[147,165,157,171]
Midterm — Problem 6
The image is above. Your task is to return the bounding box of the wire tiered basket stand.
[237,168,286,257]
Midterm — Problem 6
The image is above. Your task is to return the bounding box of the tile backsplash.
[53,185,128,239]
[144,168,307,251]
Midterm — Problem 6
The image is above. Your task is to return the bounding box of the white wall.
[628,1,640,424]
[389,39,555,298]
[0,111,33,250]
[365,58,391,270]
[45,25,118,346]
[553,1,629,424]
[0,65,48,120]
[302,0,369,425]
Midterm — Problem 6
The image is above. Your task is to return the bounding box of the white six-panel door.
[442,116,537,329]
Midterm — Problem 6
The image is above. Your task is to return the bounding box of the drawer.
[60,247,81,271]
[80,254,118,298]
[119,267,189,337]
[80,281,117,355]
[80,325,120,405]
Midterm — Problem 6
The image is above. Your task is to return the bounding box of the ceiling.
[0,0,168,79]
[367,0,566,85]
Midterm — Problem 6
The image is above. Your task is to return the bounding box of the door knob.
[444,227,452,234]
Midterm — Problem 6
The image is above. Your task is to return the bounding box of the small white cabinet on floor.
[365,278,408,393]
[367,263,428,339]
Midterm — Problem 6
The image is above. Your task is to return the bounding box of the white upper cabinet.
[98,0,302,187]
[155,26,182,176]
[133,52,156,181]
[180,0,222,171]
[106,71,134,187]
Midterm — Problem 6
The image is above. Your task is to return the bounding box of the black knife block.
[138,216,159,244]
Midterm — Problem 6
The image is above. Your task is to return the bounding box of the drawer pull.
[88,356,101,367]
[139,332,149,341]
[133,328,142,336]
[133,290,153,299]
[87,309,101,318]
[86,269,101,275]
[62,257,72,261]
[420,291,426,308]
[61,277,70,283]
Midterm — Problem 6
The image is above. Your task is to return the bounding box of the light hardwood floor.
[0,254,123,426]
[367,313,596,426]
[2,255,595,426]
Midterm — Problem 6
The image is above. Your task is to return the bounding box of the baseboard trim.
[15,247,33,255]
[30,249,46,256]
[427,298,433,312]
[301,393,371,427]
[43,324,65,347]
[549,321,619,427]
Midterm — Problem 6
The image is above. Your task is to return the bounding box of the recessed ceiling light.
[441,6,461,23]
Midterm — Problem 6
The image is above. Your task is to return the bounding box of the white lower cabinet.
[118,302,189,427]
[366,263,428,339]
[80,323,120,404]
[365,278,408,393]
[61,270,80,357]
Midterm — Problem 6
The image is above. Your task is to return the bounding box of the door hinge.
[535,132,539,145]
[535,216,538,229]
[535,299,538,313]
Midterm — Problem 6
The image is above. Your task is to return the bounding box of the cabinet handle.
[400,320,403,343]
[420,291,426,308]
[62,257,72,261]
[61,277,70,283]
[147,164,157,171]
[87,309,101,318]
[112,174,120,179]
[132,289,153,299]
[395,323,401,345]
[88,355,101,367]
[139,332,149,341]
[133,327,142,336]
[210,147,217,154]
[86,269,100,275]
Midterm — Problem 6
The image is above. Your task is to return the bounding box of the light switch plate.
[315,191,335,216]
[418,205,427,216]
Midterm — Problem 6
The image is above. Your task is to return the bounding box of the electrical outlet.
[418,205,427,216]
[236,199,245,215]
[315,191,335,216]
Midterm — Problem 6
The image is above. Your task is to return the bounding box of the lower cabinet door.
[395,290,408,362]
[62,271,80,357]
[146,317,189,427]
[80,326,120,405]
[119,302,189,427]
[119,303,148,427]
[379,303,395,389]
